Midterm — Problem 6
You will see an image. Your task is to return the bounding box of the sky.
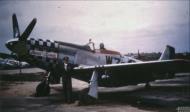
[0,1,189,54]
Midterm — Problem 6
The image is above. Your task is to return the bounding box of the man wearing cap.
[62,56,73,103]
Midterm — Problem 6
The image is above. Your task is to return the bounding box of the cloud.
[0,1,189,54]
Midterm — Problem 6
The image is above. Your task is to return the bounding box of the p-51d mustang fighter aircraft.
[6,14,190,99]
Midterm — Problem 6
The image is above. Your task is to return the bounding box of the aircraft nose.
[5,38,20,53]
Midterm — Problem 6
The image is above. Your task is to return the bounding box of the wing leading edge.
[73,59,190,99]
[73,59,190,83]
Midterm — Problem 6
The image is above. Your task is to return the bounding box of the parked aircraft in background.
[0,58,29,69]
[5,14,190,99]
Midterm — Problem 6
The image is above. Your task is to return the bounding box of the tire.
[35,80,50,97]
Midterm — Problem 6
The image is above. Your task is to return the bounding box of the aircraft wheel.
[35,79,50,97]
[78,88,97,105]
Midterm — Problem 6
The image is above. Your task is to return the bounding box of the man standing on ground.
[62,56,73,103]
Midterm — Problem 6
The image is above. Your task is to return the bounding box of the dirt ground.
[0,69,189,112]
[0,81,166,112]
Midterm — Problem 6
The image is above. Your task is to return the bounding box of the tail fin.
[159,45,175,60]
[12,13,20,38]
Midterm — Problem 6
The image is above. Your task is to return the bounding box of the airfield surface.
[0,68,190,112]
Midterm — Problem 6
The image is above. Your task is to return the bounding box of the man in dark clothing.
[47,61,61,84]
[62,56,74,103]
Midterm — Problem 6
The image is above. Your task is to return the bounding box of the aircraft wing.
[73,59,190,98]
[74,59,190,76]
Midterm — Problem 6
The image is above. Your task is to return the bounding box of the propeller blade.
[20,18,37,41]
[12,14,20,38]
